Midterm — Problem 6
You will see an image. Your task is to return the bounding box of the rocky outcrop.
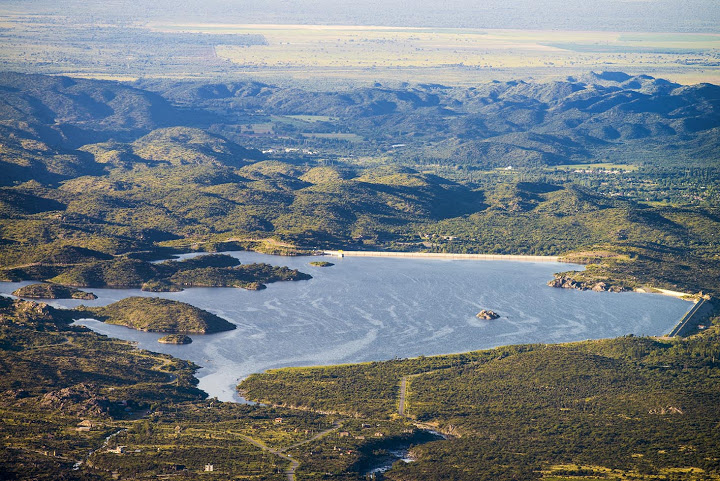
[40,383,112,416]
[1,298,75,327]
[476,309,500,320]
[547,275,629,292]
[12,283,97,300]
[309,261,334,267]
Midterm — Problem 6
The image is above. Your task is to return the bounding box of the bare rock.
[476,309,500,320]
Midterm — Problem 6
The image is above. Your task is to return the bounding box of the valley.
[0,5,719,477]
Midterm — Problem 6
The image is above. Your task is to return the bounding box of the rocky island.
[476,309,500,320]
[309,261,334,267]
[158,334,193,344]
[86,297,236,334]
[12,283,97,300]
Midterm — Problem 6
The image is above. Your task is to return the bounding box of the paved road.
[398,376,408,416]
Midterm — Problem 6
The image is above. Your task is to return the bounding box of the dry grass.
[0,15,718,86]
[157,24,720,85]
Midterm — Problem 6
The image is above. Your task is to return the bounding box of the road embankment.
[323,250,560,262]
[668,297,715,337]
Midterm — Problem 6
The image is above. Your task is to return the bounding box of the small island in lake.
[309,261,334,267]
[158,334,193,344]
[476,309,500,320]
[12,283,97,300]
[87,297,236,334]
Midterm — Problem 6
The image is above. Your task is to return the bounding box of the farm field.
[0,13,718,85]
[160,23,720,85]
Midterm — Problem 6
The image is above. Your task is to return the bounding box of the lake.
[0,251,692,402]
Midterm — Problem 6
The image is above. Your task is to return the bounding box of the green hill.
[89,297,236,334]
[49,258,159,288]
[0,72,718,296]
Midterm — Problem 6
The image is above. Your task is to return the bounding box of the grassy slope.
[89,297,236,334]
[241,320,720,480]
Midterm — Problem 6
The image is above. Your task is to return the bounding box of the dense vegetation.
[241,315,720,480]
[88,297,236,334]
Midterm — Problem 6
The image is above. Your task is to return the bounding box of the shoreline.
[323,250,560,262]
[635,287,696,300]
[3,251,697,403]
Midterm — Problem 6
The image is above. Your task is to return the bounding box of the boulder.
[476,309,500,320]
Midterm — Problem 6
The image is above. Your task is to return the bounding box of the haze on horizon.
[2,0,719,33]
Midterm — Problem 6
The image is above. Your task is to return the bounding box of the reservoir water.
[0,251,691,402]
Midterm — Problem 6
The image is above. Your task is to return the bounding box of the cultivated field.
[0,13,718,86]
[161,23,720,85]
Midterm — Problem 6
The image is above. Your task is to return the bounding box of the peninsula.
[12,283,97,300]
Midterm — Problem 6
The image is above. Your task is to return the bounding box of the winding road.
[236,422,342,481]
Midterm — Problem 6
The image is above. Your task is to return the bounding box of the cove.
[0,251,691,402]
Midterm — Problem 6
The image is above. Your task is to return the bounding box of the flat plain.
[1,14,718,85]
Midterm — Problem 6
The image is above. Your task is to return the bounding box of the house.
[274,417,283,424]
[338,431,350,437]
[76,420,96,431]
[109,446,126,454]
[205,464,214,472]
